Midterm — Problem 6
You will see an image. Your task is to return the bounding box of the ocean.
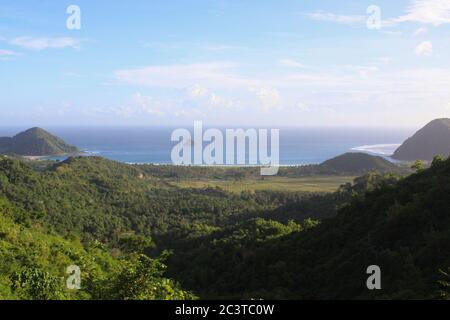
[0,126,415,165]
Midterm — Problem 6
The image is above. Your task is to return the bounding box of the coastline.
[17,147,405,167]
[21,151,86,161]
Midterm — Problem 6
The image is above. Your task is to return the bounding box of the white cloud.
[111,59,450,125]
[10,37,82,50]
[354,66,379,79]
[0,49,17,56]
[209,93,224,106]
[0,49,19,61]
[415,41,433,56]
[309,1,450,29]
[250,87,281,112]
[413,27,428,36]
[306,12,366,25]
[333,65,380,80]
[187,84,208,98]
[132,92,165,116]
[296,102,310,112]
[114,61,355,95]
[208,93,240,109]
[118,87,242,119]
[115,62,256,89]
[393,0,450,26]
[279,59,306,68]
[185,84,239,109]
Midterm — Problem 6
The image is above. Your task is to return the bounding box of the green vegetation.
[172,175,356,193]
[137,154,409,181]
[0,196,192,300]
[320,152,403,174]
[0,153,448,300]
[0,127,79,156]
[137,152,409,194]
[168,161,450,299]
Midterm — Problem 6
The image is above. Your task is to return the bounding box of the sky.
[1,0,450,128]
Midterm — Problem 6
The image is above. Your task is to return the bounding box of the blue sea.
[0,127,415,165]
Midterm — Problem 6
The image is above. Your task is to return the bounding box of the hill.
[0,156,359,299]
[0,195,193,300]
[320,152,400,174]
[170,156,450,299]
[0,155,448,300]
[393,118,450,161]
[0,127,79,156]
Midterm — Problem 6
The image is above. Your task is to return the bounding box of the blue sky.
[1,0,450,127]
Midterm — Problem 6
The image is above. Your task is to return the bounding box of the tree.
[105,254,195,300]
[411,160,425,173]
[431,155,445,167]
[9,268,65,300]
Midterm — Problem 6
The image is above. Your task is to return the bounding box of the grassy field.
[171,175,356,193]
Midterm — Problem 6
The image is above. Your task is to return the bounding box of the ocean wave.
[351,144,400,156]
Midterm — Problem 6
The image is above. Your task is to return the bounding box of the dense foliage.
[168,157,450,299]
[0,196,193,299]
[0,156,338,299]
[0,154,448,300]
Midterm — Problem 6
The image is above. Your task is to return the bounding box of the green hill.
[171,156,450,299]
[0,157,198,300]
[0,200,193,300]
[0,127,79,156]
[0,156,355,299]
[0,155,449,300]
[320,152,400,174]
[393,118,450,161]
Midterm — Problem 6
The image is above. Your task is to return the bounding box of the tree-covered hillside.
[0,156,293,244]
[0,196,193,300]
[320,152,402,174]
[0,128,79,156]
[0,155,448,300]
[168,157,450,299]
[0,156,357,299]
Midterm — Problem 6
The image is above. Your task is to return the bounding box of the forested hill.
[0,196,194,300]
[0,155,449,299]
[0,156,329,299]
[168,156,450,299]
[0,127,78,156]
[320,152,401,174]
